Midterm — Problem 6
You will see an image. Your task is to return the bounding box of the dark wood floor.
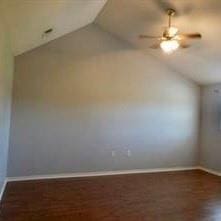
[1,170,221,221]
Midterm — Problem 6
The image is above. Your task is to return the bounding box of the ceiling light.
[167,26,178,37]
[160,40,179,54]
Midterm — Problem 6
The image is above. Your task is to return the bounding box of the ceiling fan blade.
[180,42,190,48]
[179,33,202,39]
[150,43,160,49]
[139,34,161,39]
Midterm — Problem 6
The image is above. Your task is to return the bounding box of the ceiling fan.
[139,9,202,54]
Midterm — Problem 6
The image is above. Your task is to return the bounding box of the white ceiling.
[96,0,221,85]
[1,0,107,56]
[1,0,221,84]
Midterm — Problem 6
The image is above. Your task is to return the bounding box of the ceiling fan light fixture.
[167,26,178,37]
[138,8,202,52]
[160,39,179,53]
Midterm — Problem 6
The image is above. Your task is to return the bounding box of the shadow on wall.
[200,86,221,171]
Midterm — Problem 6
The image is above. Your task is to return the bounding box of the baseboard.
[7,166,199,182]
[0,179,7,202]
[199,166,221,176]
[2,166,220,203]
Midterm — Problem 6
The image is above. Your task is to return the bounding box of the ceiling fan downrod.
[167,8,175,27]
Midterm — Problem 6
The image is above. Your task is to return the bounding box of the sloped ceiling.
[1,0,221,84]
[1,0,107,56]
[96,0,221,85]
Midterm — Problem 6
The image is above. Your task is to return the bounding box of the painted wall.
[0,21,13,194]
[200,84,221,171]
[8,24,200,177]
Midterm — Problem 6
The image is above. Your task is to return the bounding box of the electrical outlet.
[127,150,131,157]
[111,150,115,157]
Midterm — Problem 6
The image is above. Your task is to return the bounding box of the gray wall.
[8,24,200,177]
[0,21,13,193]
[200,84,221,171]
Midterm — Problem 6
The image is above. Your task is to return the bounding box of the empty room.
[0,0,221,220]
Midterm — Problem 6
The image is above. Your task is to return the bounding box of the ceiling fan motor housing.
[167,8,176,16]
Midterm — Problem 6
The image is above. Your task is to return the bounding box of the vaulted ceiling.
[1,0,221,85]
[1,0,107,56]
[96,0,221,85]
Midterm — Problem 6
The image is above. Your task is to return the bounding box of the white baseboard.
[2,166,221,204]
[199,166,221,176]
[6,167,221,183]
[7,166,199,182]
[0,179,7,202]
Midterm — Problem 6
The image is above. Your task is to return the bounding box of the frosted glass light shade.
[160,40,179,54]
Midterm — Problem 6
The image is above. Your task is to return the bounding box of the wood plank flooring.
[1,170,221,221]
